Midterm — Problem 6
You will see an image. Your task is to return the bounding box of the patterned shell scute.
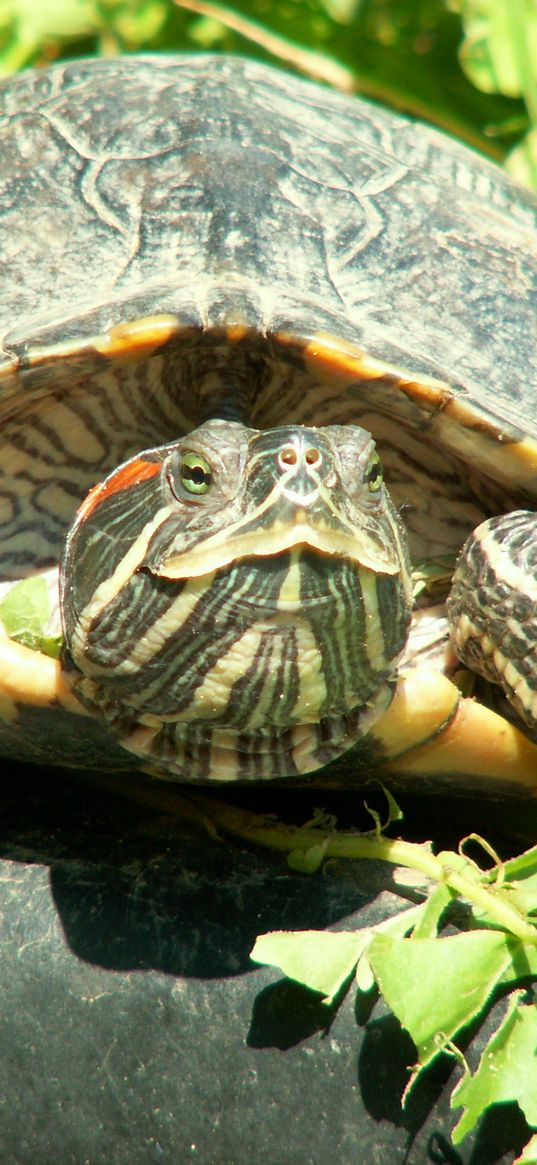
[0,54,537,436]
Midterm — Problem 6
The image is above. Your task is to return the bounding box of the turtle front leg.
[369,667,537,794]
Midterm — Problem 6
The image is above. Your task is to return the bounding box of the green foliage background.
[1,0,537,186]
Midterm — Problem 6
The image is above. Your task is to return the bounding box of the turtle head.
[60,420,412,781]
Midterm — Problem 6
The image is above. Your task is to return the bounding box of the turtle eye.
[365,452,383,493]
[177,451,213,495]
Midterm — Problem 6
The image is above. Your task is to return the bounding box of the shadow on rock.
[0,764,402,981]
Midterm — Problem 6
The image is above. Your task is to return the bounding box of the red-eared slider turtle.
[0,54,536,794]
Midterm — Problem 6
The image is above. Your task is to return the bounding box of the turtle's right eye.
[169,451,214,498]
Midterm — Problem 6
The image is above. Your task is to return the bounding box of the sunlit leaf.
[251,929,367,1002]
[506,126,537,189]
[251,904,425,1002]
[451,996,537,1141]
[410,882,453,939]
[0,577,62,659]
[367,930,515,1071]
[454,0,537,97]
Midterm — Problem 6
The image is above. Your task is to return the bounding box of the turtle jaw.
[155,512,400,582]
[60,420,413,781]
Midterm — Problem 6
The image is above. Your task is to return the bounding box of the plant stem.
[84,775,537,943]
[196,797,537,941]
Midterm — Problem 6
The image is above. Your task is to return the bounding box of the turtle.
[0,53,536,796]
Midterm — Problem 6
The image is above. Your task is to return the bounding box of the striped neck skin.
[60,420,413,782]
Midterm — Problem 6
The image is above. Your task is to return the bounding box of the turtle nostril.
[278,445,321,470]
[279,446,298,467]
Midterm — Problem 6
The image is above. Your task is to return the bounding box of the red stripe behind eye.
[76,458,162,523]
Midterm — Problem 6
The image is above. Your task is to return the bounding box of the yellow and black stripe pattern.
[61,421,412,781]
[448,511,537,731]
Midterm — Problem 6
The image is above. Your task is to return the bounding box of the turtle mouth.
[154,510,400,581]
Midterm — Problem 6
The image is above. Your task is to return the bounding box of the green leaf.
[8,0,98,39]
[250,930,366,1003]
[355,952,375,993]
[451,996,537,1142]
[502,845,537,881]
[507,127,537,190]
[0,577,62,659]
[453,0,537,188]
[411,883,454,940]
[0,0,168,72]
[0,576,50,650]
[500,941,537,985]
[251,904,427,1003]
[105,1,167,48]
[39,633,63,661]
[495,877,537,922]
[0,0,98,72]
[481,846,537,924]
[454,0,537,98]
[367,930,515,1071]
[378,905,427,942]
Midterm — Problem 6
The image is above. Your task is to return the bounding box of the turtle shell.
[1,54,537,789]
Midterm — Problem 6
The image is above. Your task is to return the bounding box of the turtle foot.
[372,667,537,796]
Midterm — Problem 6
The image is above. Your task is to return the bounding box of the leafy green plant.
[70,774,537,1157]
[249,808,537,1160]
[0,0,169,69]
[452,0,537,186]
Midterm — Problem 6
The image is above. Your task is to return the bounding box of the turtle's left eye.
[365,452,383,493]
[174,451,213,496]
